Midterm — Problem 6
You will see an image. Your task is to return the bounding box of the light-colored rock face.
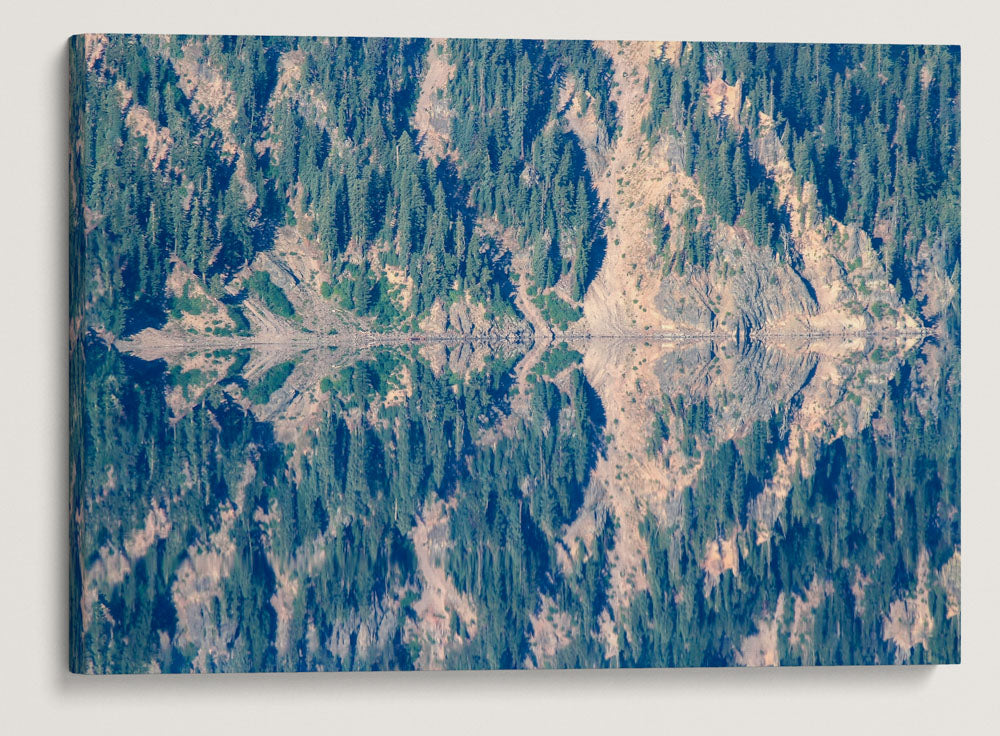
[578,42,689,335]
[405,496,479,669]
[751,114,922,335]
[736,594,783,667]
[656,224,819,336]
[565,42,933,341]
[412,41,456,164]
[882,550,935,660]
[115,80,177,172]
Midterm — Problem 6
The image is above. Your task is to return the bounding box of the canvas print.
[69,35,960,673]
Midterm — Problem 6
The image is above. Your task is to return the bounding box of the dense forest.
[71,37,959,340]
[644,43,960,298]
[72,36,620,337]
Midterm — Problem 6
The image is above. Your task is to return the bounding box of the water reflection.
[71,333,960,672]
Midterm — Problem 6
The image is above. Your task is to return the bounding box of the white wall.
[1,1,997,733]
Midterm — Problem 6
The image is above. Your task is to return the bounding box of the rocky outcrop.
[559,77,612,174]
[569,42,936,339]
[419,296,530,342]
[651,337,819,439]
[656,225,819,337]
[412,41,456,163]
[752,115,923,335]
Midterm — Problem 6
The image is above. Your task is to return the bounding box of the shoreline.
[110,325,942,357]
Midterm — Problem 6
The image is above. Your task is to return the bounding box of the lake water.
[70,332,960,672]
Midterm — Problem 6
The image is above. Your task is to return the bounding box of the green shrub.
[533,342,584,378]
[168,365,208,399]
[168,281,210,320]
[247,360,296,404]
[533,292,583,331]
[246,271,295,319]
[225,304,252,335]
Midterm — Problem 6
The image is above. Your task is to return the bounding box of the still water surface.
[71,334,960,672]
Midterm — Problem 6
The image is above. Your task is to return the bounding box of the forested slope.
[71,37,959,344]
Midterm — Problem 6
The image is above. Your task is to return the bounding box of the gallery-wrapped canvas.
[69,35,960,673]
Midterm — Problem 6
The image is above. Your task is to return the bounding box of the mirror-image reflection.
[71,332,959,672]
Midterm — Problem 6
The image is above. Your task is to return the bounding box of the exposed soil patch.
[171,40,240,157]
[115,80,177,172]
[528,594,575,667]
[171,507,239,672]
[84,33,108,71]
[704,76,743,122]
[168,40,257,208]
[788,575,834,662]
[411,40,456,163]
[735,594,783,666]
[702,530,740,593]
[882,549,934,661]
[83,205,104,235]
[938,550,961,620]
[406,495,479,669]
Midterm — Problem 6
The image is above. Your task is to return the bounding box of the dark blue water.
[70,334,960,672]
